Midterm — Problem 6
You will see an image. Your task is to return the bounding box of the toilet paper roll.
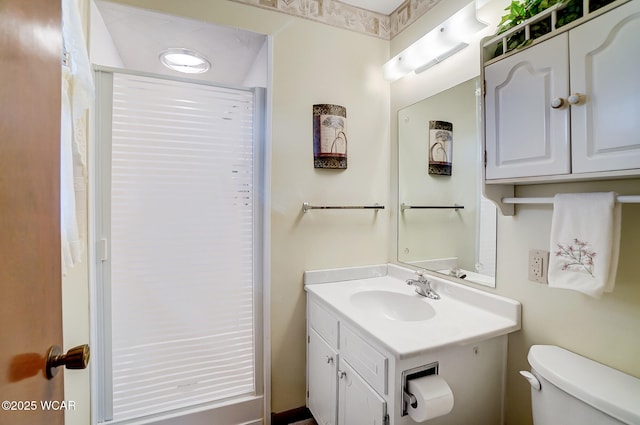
[407,375,454,422]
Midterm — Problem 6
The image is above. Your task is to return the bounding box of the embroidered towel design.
[548,192,621,298]
[555,239,596,276]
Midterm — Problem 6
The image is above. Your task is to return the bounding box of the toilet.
[521,345,640,425]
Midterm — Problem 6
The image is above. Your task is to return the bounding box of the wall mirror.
[397,77,497,287]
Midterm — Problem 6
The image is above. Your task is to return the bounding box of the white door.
[308,329,338,425]
[337,360,386,425]
[485,33,571,179]
[569,0,640,174]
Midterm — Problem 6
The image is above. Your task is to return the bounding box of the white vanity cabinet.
[304,265,522,425]
[484,0,640,181]
[337,360,386,425]
[308,328,338,425]
[307,298,388,425]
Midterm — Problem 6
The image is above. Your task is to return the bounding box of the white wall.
[267,14,390,413]
[89,0,124,68]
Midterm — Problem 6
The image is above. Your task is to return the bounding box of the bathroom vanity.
[305,264,521,425]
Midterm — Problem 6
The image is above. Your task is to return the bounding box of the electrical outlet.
[528,249,549,283]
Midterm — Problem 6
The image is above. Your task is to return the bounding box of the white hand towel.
[548,192,621,298]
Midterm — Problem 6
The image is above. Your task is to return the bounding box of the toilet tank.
[525,345,640,425]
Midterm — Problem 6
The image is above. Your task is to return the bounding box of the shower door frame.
[90,66,269,425]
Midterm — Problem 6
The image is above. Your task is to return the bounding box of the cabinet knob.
[551,98,565,109]
[338,370,347,379]
[325,356,334,365]
[568,93,584,105]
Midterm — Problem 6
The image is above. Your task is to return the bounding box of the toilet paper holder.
[403,390,418,409]
[401,361,439,416]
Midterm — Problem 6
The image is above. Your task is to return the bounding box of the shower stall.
[92,68,266,425]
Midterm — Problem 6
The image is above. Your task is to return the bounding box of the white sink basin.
[304,264,521,358]
[350,290,436,322]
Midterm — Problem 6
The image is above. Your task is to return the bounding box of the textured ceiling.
[93,0,421,85]
[94,1,267,86]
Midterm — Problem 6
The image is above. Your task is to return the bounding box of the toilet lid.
[528,345,640,425]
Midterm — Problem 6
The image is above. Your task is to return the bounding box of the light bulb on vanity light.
[383,1,487,81]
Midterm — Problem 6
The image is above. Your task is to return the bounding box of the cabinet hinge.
[482,80,486,97]
[383,413,390,425]
[484,150,487,168]
[308,335,310,343]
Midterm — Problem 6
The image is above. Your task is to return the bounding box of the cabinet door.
[337,360,387,425]
[340,325,387,395]
[309,299,339,348]
[569,0,640,174]
[485,33,570,179]
[308,329,338,425]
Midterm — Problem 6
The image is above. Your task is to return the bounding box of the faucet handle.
[415,269,427,281]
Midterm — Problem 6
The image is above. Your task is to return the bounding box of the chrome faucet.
[406,270,440,300]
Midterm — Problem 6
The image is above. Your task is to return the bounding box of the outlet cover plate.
[528,249,549,284]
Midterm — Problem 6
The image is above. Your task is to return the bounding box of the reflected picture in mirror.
[398,77,497,287]
[428,120,453,176]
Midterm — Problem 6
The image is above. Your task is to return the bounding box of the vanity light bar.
[382,1,487,81]
[502,196,640,205]
[302,202,384,213]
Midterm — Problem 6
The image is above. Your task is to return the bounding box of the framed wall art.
[313,104,347,169]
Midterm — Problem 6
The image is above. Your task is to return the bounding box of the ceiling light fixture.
[159,48,211,74]
[383,2,487,81]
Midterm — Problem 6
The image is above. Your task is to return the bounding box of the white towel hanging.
[548,192,621,298]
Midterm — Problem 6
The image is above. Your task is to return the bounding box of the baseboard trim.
[271,406,313,425]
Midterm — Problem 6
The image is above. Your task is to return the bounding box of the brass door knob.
[46,344,90,379]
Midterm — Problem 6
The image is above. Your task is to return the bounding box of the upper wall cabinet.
[485,33,570,179]
[569,2,640,173]
[482,0,640,185]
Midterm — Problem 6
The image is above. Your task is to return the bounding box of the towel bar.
[302,202,384,213]
[401,203,464,211]
[502,195,640,205]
